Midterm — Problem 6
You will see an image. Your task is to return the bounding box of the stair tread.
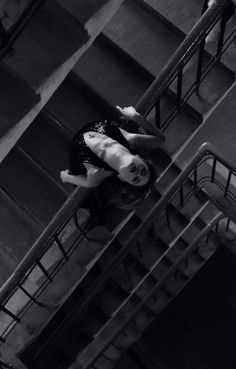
[143,0,236,72]
[103,0,183,77]
[57,0,109,25]
[0,190,40,286]
[170,56,235,116]
[4,1,88,90]
[0,147,67,226]
[0,63,39,139]
[73,37,152,107]
[46,77,115,135]
[19,113,70,184]
[141,0,201,36]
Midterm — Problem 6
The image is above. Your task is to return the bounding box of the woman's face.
[119,156,150,186]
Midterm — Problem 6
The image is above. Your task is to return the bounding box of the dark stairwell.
[0,0,235,368]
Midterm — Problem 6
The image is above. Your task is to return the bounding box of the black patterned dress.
[69,120,130,175]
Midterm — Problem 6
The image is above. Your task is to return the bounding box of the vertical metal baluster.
[224,170,232,197]
[179,185,184,208]
[0,306,20,322]
[0,20,8,45]
[194,168,198,189]
[216,16,226,59]
[217,2,235,58]
[176,70,183,109]
[37,260,53,282]
[18,285,40,305]
[211,158,217,182]
[196,39,206,94]
[202,0,209,14]
[54,235,69,260]
[73,213,89,240]
[155,99,161,128]
[226,217,230,232]
[166,205,170,226]
[136,241,143,258]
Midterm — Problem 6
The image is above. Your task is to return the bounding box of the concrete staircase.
[0,0,235,368]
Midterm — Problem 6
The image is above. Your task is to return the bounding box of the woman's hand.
[60,169,70,183]
[116,105,139,120]
[84,163,113,186]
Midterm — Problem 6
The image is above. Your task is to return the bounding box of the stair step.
[0,189,40,286]
[94,279,130,316]
[111,254,149,292]
[73,35,152,107]
[46,76,117,135]
[131,234,165,270]
[0,63,39,140]
[59,327,92,361]
[140,0,201,35]
[143,0,236,72]
[75,303,110,337]
[57,0,110,25]
[103,0,183,77]
[4,1,88,90]
[119,0,235,118]
[0,146,67,226]
[169,55,235,116]
[152,99,200,154]
[18,112,71,186]
[36,345,73,369]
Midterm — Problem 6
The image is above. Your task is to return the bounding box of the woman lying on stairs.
[60,106,165,209]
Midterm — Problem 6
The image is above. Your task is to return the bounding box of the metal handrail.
[136,0,233,120]
[0,186,88,306]
[0,3,233,311]
[0,0,235,353]
[25,142,236,360]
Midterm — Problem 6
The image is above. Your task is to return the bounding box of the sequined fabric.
[69,120,130,175]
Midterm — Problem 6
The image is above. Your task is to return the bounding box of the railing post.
[176,70,183,109]
[195,39,206,94]
[155,100,161,128]
[36,261,53,282]
[0,306,20,323]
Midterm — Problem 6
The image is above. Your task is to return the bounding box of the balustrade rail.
[0,186,91,343]
[76,142,236,369]
[82,213,227,369]
[0,0,235,361]
[137,0,235,130]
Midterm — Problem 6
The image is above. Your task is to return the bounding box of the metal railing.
[0,186,91,342]
[18,141,236,367]
[76,141,236,369]
[83,213,227,369]
[136,0,235,130]
[0,0,235,357]
[0,0,45,61]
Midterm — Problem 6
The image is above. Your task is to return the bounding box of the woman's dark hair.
[99,158,157,209]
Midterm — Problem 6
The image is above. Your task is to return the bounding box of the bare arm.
[60,164,113,188]
[116,105,165,143]
[60,170,94,188]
